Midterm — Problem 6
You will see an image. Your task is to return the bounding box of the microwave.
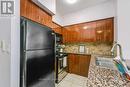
[55,33,63,43]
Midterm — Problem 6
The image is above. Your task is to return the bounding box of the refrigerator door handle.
[51,32,57,82]
[22,53,27,87]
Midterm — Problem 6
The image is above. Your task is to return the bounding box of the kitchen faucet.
[111,42,125,61]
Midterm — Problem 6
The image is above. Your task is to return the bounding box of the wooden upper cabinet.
[20,0,54,28]
[62,18,114,43]
[50,22,63,34]
[96,19,105,42]
[52,27,62,34]
[63,23,96,43]
[95,18,114,42]
[81,22,96,42]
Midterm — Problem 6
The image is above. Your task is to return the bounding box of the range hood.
[32,0,56,15]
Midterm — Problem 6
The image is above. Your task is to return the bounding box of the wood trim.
[52,21,63,28]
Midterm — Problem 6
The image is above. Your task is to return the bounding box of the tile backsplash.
[62,42,116,56]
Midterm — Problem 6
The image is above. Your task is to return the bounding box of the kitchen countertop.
[60,51,130,86]
[87,55,130,87]
[62,52,113,57]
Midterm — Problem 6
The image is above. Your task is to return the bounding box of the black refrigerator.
[20,17,55,87]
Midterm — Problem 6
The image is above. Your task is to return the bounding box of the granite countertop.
[87,55,130,87]
[58,51,130,86]
[62,51,113,56]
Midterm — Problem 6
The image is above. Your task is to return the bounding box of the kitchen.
[1,0,130,87]
[20,0,130,87]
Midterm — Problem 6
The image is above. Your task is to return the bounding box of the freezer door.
[25,50,55,87]
[25,20,55,50]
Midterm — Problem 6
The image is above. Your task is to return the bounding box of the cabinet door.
[96,20,105,42]
[79,55,91,77]
[34,7,41,23]
[25,0,32,19]
[62,29,70,43]
[81,29,96,42]
[68,54,91,77]
[68,54,79,74]
[20,0,27,17]
[105,18,114,42]
[96,18,114,42]
[82,22,96,42]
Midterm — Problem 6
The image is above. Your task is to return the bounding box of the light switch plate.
[1,40,6,52]
[0,41,1,49]
[0,40,10,54]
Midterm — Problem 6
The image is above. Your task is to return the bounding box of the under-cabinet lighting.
[83,26,88,30]
[97,30,103,34]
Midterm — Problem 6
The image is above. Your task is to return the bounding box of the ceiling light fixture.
[66,0,78,4]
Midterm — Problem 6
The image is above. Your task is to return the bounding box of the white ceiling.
[56,0,110,15]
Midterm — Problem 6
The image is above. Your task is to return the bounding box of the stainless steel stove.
[55,33,68,83]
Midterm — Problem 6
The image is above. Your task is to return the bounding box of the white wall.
[0,17,11,87]
[62,0,116,26]
[117,0,130,59]
[11,0,20,87]
[114,0,118,41]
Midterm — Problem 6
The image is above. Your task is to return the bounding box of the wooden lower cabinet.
[68,54,91,77]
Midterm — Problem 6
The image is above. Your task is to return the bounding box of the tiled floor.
[55,74,88,87]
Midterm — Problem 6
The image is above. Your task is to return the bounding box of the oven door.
[56,56,68,83]
[58,58,64,73]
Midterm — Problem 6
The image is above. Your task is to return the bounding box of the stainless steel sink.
[96,57,116,70]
